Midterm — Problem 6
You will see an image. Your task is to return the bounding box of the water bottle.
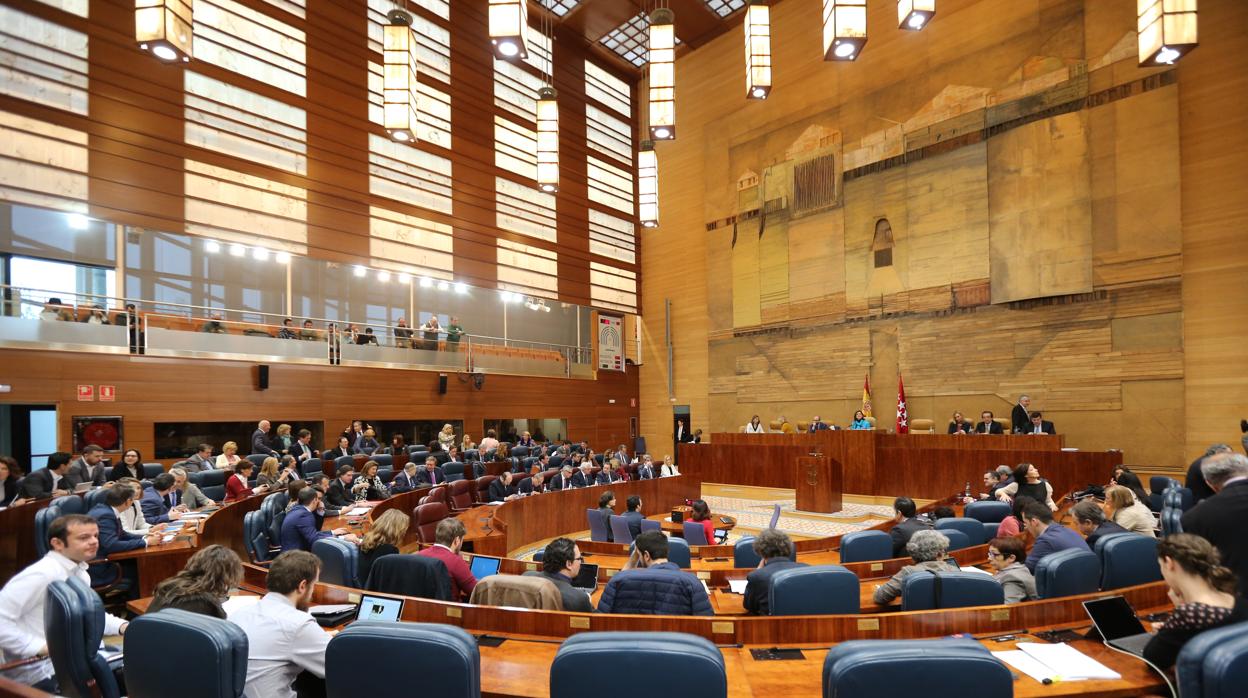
[963,481,971,499]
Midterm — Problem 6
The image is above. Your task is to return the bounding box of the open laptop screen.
[470,556,501,580]
[355,594,404,622]
[1083,595,1148,640]
[571,563,599,590]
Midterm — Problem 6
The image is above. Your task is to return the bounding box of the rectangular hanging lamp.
[745,1,772,99]
[648,8,676,140]
[383,9,418,143]
[536,87,559,193]
[135,0,193,63]
[897,0,935,31]
[1137,0,1198,66]
[489,0,529,60]
[638,140,659,228]
[822,0,867,61]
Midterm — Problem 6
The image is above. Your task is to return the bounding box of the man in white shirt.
[229,550,329,698]
[0,514,129,690]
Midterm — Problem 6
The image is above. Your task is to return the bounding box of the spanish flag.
[861,375,873,419]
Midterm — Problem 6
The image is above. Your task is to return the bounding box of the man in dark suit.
[570,464,594,489]
[323,436,353,463]
[414,456,445,487]
[622,495,646,539]
[488,471,518,502]
[548,465,574,490]
[390,463,421,493]
[66,445,107,489]
[1182,453,1248,594]
[743,530,807,615]
[280,488,356,552]
[517,472,546,495]
[325,465,356,508]
[636,458,656,480]
[88,486,158,586]
[808,417,830,432]
[1023,411,1056,435]
[250,420,278,457]
[675,420,692,445]
[1011,395,1032,434]
[182,443,214,473]
[974,411,1004,434]
[1186,444,1232,504]
[140,473,185,525]
[889,497,931,558]
[595,465,622,486]
[290,429,316,464]
[18,452,73,499]
[1071,499,1129,548]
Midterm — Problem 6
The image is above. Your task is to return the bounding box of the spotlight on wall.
[419,277,433,288]
[274,250,291,264]
[229,244,246,257]
[376,270,391,282]
[353,265,367,278]
[251,247,269,261]
[204,240,221,253]
[454,282,468,295]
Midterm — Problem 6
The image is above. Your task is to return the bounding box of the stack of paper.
[727,579,749,595]
[992,642,1121,683]
[222,595,261,615]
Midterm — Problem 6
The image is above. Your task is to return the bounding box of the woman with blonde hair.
[660,454,680,477]
[215,441,241,470]
[1103,485,1157,537]
[358,509,411,584]
[1143,533,1247,669]
[438,423,456,452]
[272,423,293,456]
[149,544,244,618]
[461,433,475,452]
[256,457,283,488]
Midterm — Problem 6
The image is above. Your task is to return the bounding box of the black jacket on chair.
[743,558,808,616]
[364,554,451,600]
[1181,480,1248,595]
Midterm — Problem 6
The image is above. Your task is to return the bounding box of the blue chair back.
[1176,620,1248,698]
[302,457,323,476]
[334,455,355,471]
[963,500,1011,523]
[35,505,63,557]
[245,454,268,468]
[1162,506,1184,536]
[551,632,725,698]
[202,484,226,501]
[549,455,563,469]
[142,463,165,479]
[369,454,392,468]
[1164,487,1194,512]
[839,530,892,563]
[941,529,971,551]
[823,639,1012,698]
[326,621,479,698]
[768,503,782,529]
[411,450,429,464]
[609,515,635,545]
[900,571,1005,610]
[1150,476,1181,496]
[511,446,530,459]
[768,565,856,615]
[125,608,248,698]
[1035,548,1100,599]
[1099,534,1162,590]
[640,519,661,534]
[312,537,361,588]
[443,462,465,482]
[192,469,227,489]
[1092,531,1134,558]
[586,508,610,542]
[682,521,710,546]
[935,517,987,546]
[52,495,85,515]
[734,537,762,568]
[242,510,271,563]
[46,577,121,698]
[666,537,691,568]
[463,449,480,462]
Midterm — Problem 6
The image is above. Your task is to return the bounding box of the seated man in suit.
[549,464,575,490]
[622,495,646,539]
[598,531,712,616]
[1071,499,1128,549]
[182,443,214,473]
[280,487,357,553]
[66,444,107,489]
[517,471,546,496]
[889,496,931,558]
[743,529,807,615]
[140,473,186,525]
[523,538,595,612]
[571,463,595,489]
[636,456,657,480]
[18,452,72,499]
[416,518,477,601]
[414,456,445,487]
[1023,411,1056,435]
[323,436,353,463]
[488,471,519,503]
[1011,395,1032,434]
[808,416,830,432]
[390,462,421,493]
[89,486,161,586]
[595,460,624,485]
[974,410,1004,434]
[1022,500,1090,572]
[325,465,356,509]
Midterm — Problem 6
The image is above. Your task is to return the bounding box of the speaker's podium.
[795,454,843,513]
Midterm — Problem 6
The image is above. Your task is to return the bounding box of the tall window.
[872,218,894,268]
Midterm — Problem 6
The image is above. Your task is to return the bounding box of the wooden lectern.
[795,455,843,513]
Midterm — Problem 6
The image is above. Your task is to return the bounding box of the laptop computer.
[354,593,405,623]
[469,556,501,580]
[1082,595,1155,656]
[570,563,599,591]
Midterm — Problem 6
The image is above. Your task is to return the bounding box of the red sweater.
[224,474,251,502]
[418,545,478,601]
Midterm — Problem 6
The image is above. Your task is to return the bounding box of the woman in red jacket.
[224,461,267,502]
[689,499,720,544]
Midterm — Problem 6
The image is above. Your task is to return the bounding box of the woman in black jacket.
[1,456,26,507]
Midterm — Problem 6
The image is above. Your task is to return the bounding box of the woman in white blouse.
[215,441,242,470]
[745,415,765,434]
[1104,485,1157,537]
[116,479,165,536]
[660,455,680,477]
[437,424,457,452]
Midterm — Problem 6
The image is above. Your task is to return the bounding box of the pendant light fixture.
[1137,0,1198,66]
[382,5,418,143]
[897,1,935,31]
[744,0,772,99]
[822,0,867,61]
[488,0,529,60]
[535,12,559,193]
[638,140,659,228]
[648,7,676,140]
[135,0,193,63]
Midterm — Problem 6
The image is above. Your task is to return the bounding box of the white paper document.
[993,642,1121,683]
[727,579,748,594]
[958,566,993,576]
[343,507,372,516]
[308,604,357,615]
[221,595,261,615]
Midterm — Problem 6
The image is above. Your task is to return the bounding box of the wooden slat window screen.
[586,104,632,166]
[588,210,636,265]
[497,238,558,296]
[496,176,556,243]
[0,110,88,213]
[589,261,637,312]
[368,134,454,215]
[368,205,454,280]
[584,59,631,118]
[367,61,452,149]
[0,5,88,115]
[367,0,451,84]
[586,156,634,215]
[185,71,307,174]
[184,159,308,253]
[194,0,307,96]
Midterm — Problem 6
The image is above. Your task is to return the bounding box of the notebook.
[354,594,405,622]
[571,563,599,591]
[1083,595,1155,656]
[470,556,502,580]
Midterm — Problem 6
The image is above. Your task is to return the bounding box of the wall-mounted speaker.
[438,373,448,394]
[257,364,269,391]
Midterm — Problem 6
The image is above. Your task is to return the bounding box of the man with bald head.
[251,420,277,457]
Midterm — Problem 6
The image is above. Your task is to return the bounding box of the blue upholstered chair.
[1035,548,1101,599]
[768,565,858,616]
[682,521,710,546]
[940,529,971,551]
[608,516,635,545]
[142,463,165,479]
[551,632,726,698]
[192,469,227,490]
[124,609,248,698]
[935,517,987,546]
[45,577,121,698]
[326,622,479,698]
[823,639,1012,698]
[34,505,62,557]
[900,571,1005,610]
[640,519,661,534]
[51,495,85,515]
[334,455,355,471]
[443,462,465,482]
[666,537,691,568]
[733,537,797,568]
[83,488,110,511]
[586,508,610,542]
[768,503,782,529]
[1150,476,1181,497]
[312,537,361,588]
[1098,534,1162,590]
[1092,531,1134,558]
[410,450,429,464]
[301,457,323,477]
[1163,486,1194,512]
[245,454,269,468]
[964,500,1011,523]
[511,446,530,459]
[1162,506,1184,536]
[369,454,392,468]
[242,510,274,564]
[839,530,892,563]
[1176,620,1248,698]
